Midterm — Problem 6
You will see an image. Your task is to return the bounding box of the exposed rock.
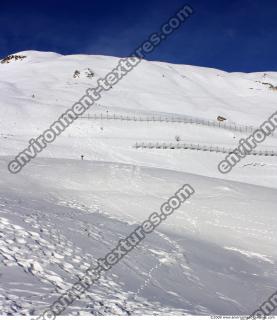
[85,68,94,78]
[217,116,226,122]
[1,54,27,64]
[73,70,80,78]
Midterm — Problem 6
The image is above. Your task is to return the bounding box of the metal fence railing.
[133,142,277,156]
[78,112,263,134]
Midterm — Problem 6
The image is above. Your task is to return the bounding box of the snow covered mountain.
[0,51,277,315]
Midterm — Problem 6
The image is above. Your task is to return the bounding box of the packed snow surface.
[0,51,276,315]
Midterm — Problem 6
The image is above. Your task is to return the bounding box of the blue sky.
[0,0,276,72]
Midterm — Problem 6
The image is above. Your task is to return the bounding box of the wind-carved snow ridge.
[224,247,274,264]
[0,51,277,315]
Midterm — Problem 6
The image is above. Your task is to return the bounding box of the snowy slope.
[0,51,277,315]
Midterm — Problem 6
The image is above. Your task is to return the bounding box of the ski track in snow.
[0,159,276,315]
[1,51,277,315]
[0,192,194,315]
